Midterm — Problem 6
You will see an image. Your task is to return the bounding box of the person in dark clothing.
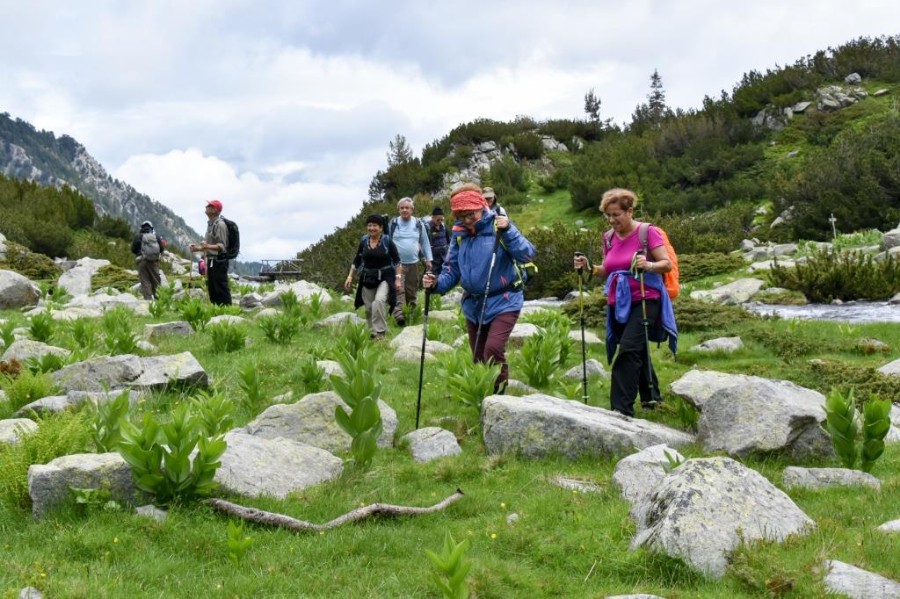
[344,214,402,339]
[130,220,165,299]
[428,206,451,275]
[190,199,232,306]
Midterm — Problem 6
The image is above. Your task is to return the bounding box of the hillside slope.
[0,113,201,251]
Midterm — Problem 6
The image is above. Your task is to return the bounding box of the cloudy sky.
[1,1,896,261]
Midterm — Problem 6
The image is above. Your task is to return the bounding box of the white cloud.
[114,149,363,261]
[2,0,898,262]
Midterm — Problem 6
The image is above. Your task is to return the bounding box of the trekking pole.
[575,252,588,404]
[473,206,505,364]
[636,252,656,401]
[415,273,432,430]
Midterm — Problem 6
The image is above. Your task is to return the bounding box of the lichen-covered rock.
[28,452,145,519]
[783,467,881,490]
[239,391,397,454]
[613,444,685,506]
[823,560,900,598]
[214,432,342,498]
[630,457,814,578]
[482,394,693,459]
[401,427,461,463]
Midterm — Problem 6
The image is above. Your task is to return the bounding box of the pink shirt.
[603,224,664,304]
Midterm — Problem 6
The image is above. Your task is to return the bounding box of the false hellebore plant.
[823,388,892,473]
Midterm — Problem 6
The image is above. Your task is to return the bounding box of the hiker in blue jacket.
[423,183,536,393]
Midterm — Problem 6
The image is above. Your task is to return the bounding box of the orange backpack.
[603,223,680,299]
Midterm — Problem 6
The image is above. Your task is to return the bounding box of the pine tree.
[387,134,414,167]
[647,69,669,123]
[584,89,601,122]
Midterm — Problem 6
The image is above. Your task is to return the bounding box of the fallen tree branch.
[205,488,465,532]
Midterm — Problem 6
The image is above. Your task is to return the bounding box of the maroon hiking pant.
[465,311,520,392]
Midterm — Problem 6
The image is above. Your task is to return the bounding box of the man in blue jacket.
[423,184,536,393]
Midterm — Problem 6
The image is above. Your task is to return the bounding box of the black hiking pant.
[609,299,661,416]
[207,256,232,306]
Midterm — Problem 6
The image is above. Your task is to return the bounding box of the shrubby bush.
[672,296,758,333]
[679,253,746,282]
[769,249,900,302]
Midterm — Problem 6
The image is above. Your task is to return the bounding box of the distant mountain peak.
[0,112,201,250]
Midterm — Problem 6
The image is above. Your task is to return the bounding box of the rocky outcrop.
[782,467,880,490]
[630,457,814,578]
[56,258,111,296]
[689,278,765,304]
[823,560,900,598]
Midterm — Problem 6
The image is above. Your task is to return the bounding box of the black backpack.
[219,217,240,260]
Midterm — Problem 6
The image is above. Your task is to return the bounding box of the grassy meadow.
[0,274,899,598]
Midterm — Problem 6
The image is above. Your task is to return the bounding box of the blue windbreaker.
[434,210,536,324]
[604,270,678,364]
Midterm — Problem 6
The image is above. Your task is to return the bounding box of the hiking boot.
[395,317,406,327]
[641,399,659,411]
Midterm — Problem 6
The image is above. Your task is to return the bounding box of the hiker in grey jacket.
[131,220,165,299]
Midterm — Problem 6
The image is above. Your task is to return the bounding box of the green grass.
[0,283,898,597]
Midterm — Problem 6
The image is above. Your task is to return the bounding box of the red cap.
[206,199,223,212]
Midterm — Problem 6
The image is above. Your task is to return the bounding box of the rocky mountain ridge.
[0,112,201,251]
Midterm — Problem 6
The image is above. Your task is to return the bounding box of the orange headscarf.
[450,190,488,212]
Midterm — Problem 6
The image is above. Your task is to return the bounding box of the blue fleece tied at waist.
[604,270,678,364]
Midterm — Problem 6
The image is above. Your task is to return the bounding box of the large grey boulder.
[671,370,830,460]
[783,467,881,490]
[0,418,38,445]
[52,352,207,393]
[482,394,693,459]
[131,352,209,391]
[56,258,110,297]
[630,457,814,578]
[612,444,685,506]
[214,432,343,499]
[0,270,41,310]
[28,452,145,519]
[143,321,195,340]
[53,354,143,392]
[823,560,900,598]
[64,291,145,314]
[690,278,765,304]
[1,339,71,362]
[690,337,743,353]
[401,427,462,463]
[239,391,397,454]
[877,520,900,533]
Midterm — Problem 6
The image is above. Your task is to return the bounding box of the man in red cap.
[190,199,231,305]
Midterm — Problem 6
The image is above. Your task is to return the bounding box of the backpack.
[219,217,240,260]
[389,216,423,238]
[603,222,680,299]
[358,234,395,285]
[140,232,161,261]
